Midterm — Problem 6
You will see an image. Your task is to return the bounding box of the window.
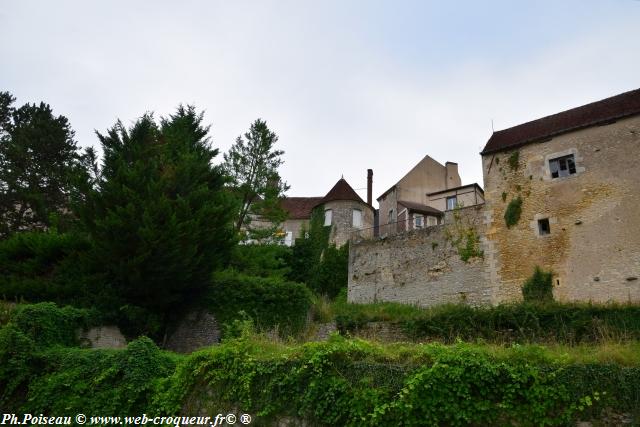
[414,214,424,229]
[427,216,438,227]
[549,154,576,179]
[352,209,362,228]
[446,196,457,210]
[538,218,550,235]
[284,231,293,246]
[324,209,332,226]
[388,209,394,224]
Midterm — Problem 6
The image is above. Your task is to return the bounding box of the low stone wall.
[78,326,127,349]
[165,309,221,353]
[348,205,493,307]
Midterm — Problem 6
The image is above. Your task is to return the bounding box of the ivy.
[445,207,483,262]
[522,266,554,303]
[504,196,523,228]
[508,150,520,171]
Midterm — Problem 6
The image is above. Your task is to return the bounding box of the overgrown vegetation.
[289,207,349,298]
[3,303,640,424]
[445,206,483,262]
[504,196,523,228]
[207,270,312,336]
[508,150,520,171]
[332,299,640,345]
[523,266,554,303]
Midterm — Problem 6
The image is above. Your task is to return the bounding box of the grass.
[311,296,640,346]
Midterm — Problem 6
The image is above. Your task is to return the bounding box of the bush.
[523,266,554,303]
[504,196,523,228]
[229,244,292,279]
[335,301,640,345]
[208,270,313,336]
[19,338,178,415]
[0,231,103,307]
[10,302,96,348]
[0,302,96,408]
[0,324,37,406]
[309,243,349,298]
[152,337,638,426]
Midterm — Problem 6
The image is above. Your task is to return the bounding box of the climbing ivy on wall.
[445,207,483,262]
[504,196,523,228]
[508,150,520,171]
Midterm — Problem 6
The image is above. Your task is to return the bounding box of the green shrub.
[229,244,292,279]
[309,243,349,298]
[0,324,37,406]
[152,337,637,426]
[504,196,523,228]
[20,337,178,415]
[208,270,313,336]
[335,301,640,345]
[0,231,103,307]
[11,302,96,348]
[523,266,554,303]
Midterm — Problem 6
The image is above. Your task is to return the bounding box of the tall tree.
[0,92,87,236]
[223,119,290,239]
[80,106,235,337]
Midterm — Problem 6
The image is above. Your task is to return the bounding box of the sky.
[1,1,639,207]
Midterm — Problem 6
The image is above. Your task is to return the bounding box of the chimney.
[445,162,460,189]
[367,169,373,205]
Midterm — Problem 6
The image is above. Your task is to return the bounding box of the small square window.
[549,154,576,179]
[538,218,550,235]
[414,215,423,228]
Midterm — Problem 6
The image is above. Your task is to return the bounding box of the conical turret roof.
[315,178,365,206]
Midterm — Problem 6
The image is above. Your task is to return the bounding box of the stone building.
[279,173,375,247]
[481,88,640,303]
[377,155,484,236]
[349,88,640,307]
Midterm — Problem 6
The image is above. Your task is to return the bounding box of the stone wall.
[165,309,221,353]
[78,326,127,349]
[482,115,640,304]
[348,205,493,307]
[325,200,374,247]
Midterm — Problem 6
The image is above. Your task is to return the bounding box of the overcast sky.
[2,1,639,206]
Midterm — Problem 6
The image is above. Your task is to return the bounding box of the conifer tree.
[81,106,235,336]
[0,92,86,236]
[223,119,289,240]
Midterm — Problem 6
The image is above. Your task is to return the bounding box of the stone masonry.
[348,205,493,307]
[482,115,640,303]
[349,106,640,307]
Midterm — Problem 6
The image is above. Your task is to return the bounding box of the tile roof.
[319,178,366,205]
[280,197,324,219]
[481,88,640,155]
[398,200,443,216]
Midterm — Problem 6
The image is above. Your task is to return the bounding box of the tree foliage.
[80,106,235,336]
[223,119,289,239]
[0,92,89,237]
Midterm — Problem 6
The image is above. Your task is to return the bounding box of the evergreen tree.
[81,106,235,337]
[0,92,86,237]
[223,119,290,240]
